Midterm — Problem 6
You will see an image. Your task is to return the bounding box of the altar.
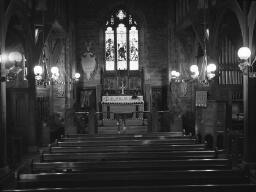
[101,95,144,126]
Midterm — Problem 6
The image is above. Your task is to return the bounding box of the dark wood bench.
[4,184,256,192]
[49,144,206,153]
[32,158,231,173]
[65,132,184,138]
[55,139,197,147]
[41,150,217,162]
[16,170,249,188]
[60,135,193,141]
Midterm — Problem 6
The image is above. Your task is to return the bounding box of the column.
[0,0,9,173]
[242,1,256,164]
[244,77,256,163]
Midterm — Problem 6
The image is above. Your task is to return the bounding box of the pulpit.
[102,95,144,126]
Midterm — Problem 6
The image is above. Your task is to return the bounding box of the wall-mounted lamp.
[34,65,43,80]
[206,63,217,79]
[237,47,256,76]
[33,64,60,86]
[50,66,59,80]
[170,70,181,82]
[74,73,81,82]
[189,62,217,83]
[0,51,24,82]
[190,64,200,79]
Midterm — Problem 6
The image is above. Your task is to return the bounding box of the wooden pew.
[16,170,250,188]
[41,150,217,162]
[49,144,206,153]
[4,133,256,192]
[3,184,256,192]
[60,134,192,141]
[65,132,184,138]
[55,139,197,147]
[32,158,231,173]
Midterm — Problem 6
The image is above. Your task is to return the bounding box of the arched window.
[105,9,139,71]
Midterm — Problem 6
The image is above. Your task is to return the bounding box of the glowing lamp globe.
[8,51,22,62]
[191,70,199,79]
[190,65,199,73]
[0,54,8,63]
[74,73,81,79]
[51,66,59,74]
[171,70,180,79]
[34,65,43,75]
[171,70,177,76]
[207,63,217,73]
[237,47,251,60]
[207,73,215,79]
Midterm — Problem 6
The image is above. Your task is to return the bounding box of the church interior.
[1,0,256,191]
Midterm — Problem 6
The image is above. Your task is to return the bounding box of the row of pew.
[3,132,256,191]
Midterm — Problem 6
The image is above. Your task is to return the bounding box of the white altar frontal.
[101,95,144,126]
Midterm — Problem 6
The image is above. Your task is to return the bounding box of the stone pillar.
[27,74,38,152]
[0,0,9,174]
[243,76,256,163]
[242,0,256,166]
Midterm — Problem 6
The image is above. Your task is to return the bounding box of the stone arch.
[99,1,147,29]
[4,1,34,47]
[212,1,244,52]
[248,2,256,55]
[4,0,37,83]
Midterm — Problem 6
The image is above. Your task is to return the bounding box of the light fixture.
[50,66,59,80]
[33,11,62,86]
[34,65,43,80]
[170,70,181,82]
[190,64,200,79]
[237,46,256,75]
[8,51,23,62]
[0,53,8,63]
[0,51,24,82]
[237,47,251,60]
[33,64,60,86]
[74,73,81,82]
[189,1,217,86]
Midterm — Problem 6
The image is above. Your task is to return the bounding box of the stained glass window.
[129,26,139,70]
[117,24,127,70]
[105,27,115,70]
[116,10,126,20]
[105,9,139,71]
